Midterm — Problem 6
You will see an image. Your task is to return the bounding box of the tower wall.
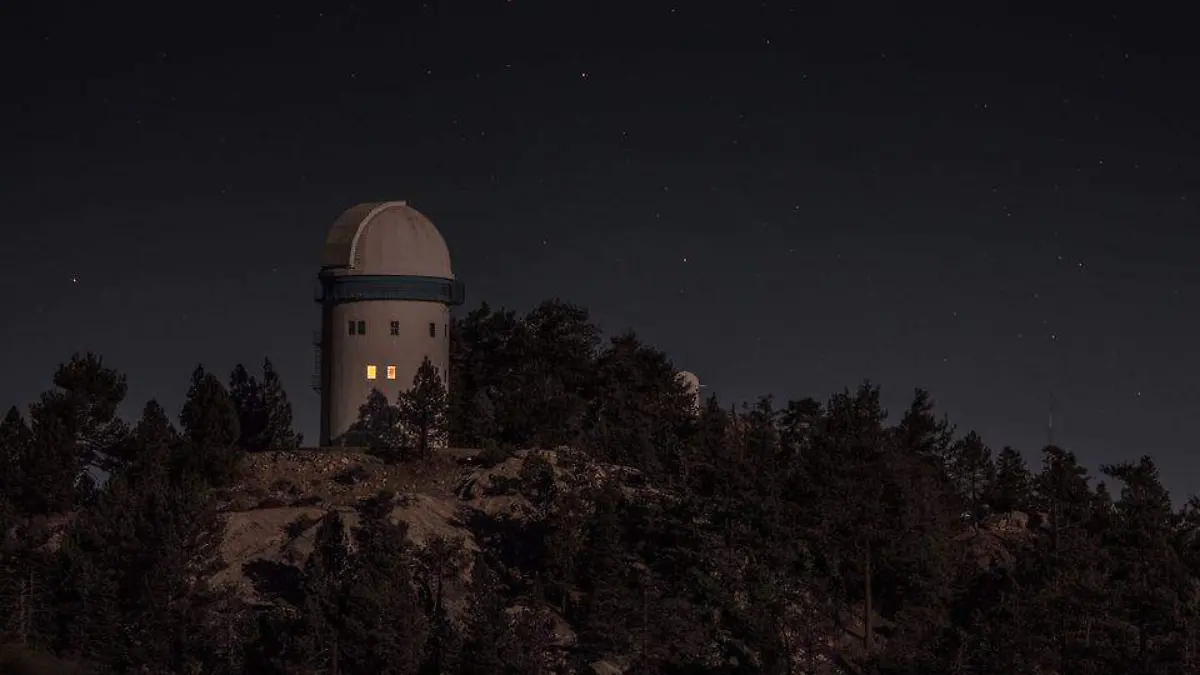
[321,297,450,445]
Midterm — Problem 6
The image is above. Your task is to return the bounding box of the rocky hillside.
[217,447,645,659]
[214,447,1038,674]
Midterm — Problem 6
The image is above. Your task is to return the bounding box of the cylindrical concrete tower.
[314,201,465,446]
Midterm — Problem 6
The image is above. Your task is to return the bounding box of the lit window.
[356,320,366,335]
[390,321,400,335]
[429,322,436,337]
[387,365,397,380]
[347,320,355,335]
[366,365,377,380]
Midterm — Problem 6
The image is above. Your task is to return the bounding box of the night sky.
[3,3,1199,497]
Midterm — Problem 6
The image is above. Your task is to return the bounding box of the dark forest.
[2,299,1196,674]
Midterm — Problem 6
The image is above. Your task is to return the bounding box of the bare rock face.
[218,447,621,607]
[955,511,1036,571]
[216,448,484,605]
[215,445,647,673]
[983,510,1030,535]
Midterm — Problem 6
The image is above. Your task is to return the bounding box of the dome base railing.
[314,274,465,306]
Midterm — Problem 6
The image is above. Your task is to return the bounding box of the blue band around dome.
[316,274,465,306]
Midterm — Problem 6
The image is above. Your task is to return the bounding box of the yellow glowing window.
[366,365,377,380]
[387,366,397,380]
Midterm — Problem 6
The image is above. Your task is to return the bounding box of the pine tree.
[286,495,430,674]
[0,407,32,512]
[0,490,55,653]
[1035,445,1094,526]
[501,300,600,447]
[778,396,821,458]
[259,358,300,450]
[341,496,429,674]
[742,394,780,465]
[397,358,448,458]
[293,511,352,673]
[893,388,955,461]
[229,363,266,451]
[178,366,242,486]
[586,332,694,472]
[577,481,636,658]
[112,400,178,474]
[18,408,78,515]
[27,353,129,473]
[343,389,404,451]
[1018,446,1109,673]
[1102,456,1185,672]
[458,554,510,675]
[447,303,521,447]
[416,537,467,675]
[989,446,1033,514]
[805,382,893,654]
[48,426,231,673]
[947,431,996,523]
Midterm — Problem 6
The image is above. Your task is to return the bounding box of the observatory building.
[314,201,465,446]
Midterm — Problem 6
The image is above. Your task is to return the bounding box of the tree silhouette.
[344,389,404,452]
[117,400,178,478]
[259,358,300,449]
[178,365,242,486]
[990,446,1033,514]
[947,431,995,524]
[0,407,33,513]
[28,353,129,473]
[397,358,448,458]
[229,363,265,451]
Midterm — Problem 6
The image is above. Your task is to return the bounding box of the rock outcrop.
[216,447,1042,675]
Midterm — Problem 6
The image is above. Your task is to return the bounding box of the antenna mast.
[1047,391,1056,447]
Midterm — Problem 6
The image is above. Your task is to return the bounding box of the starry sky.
[3,2,1199,497]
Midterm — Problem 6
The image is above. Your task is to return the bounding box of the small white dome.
[321,201,454,278]
[676,370,700,394]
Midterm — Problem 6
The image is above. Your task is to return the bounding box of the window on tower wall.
[347,320,355,335]
[356,320,366,335]
[429,322,436,337]
[387,365,397,380]
[366,365,377,380]
[390,321,399,335]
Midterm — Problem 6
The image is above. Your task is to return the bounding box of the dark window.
[347,320,355,335]
[356,320,366,335]
[444,323,448,339]
[390,321,400,336]
[429,322,436,338]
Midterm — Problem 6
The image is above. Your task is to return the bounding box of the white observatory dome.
[321,201,454,278]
